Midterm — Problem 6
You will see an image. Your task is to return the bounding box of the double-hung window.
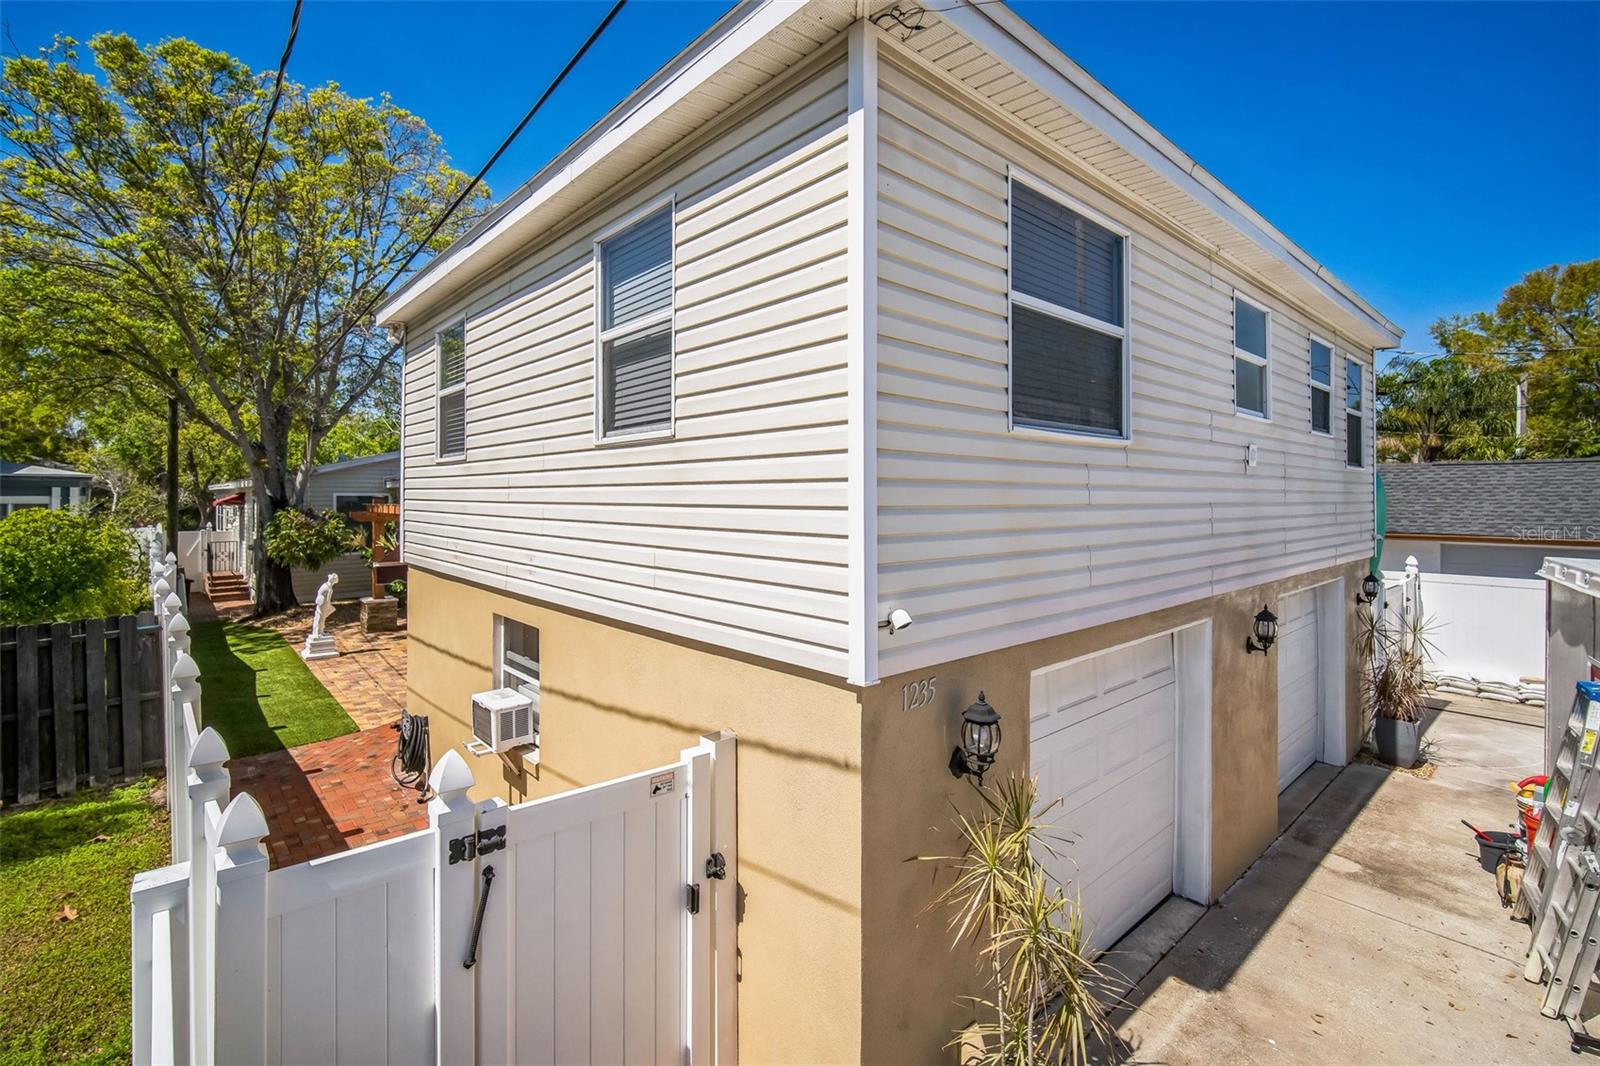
[497,617,540,708]
[1345,358,1365,468]
[1233,296,1270,418]
[1309,338,1333,434]
[1008,179,1129,438]
[596,205,674,440]
[436,321,467,458]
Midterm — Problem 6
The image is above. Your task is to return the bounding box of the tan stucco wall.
[408,559,1367,1064]
[858,559,1368,1064]
[406,567,865,1064]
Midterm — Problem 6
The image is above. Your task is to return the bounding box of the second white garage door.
[1276,588,1323,791]
[1030,634,1176,952]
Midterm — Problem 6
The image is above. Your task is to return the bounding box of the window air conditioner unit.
[469,687,536,754]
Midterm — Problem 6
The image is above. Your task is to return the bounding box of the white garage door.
[1276,588,1322,791]
[1030,634,1177,952]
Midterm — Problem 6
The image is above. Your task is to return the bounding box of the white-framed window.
[1233,295,1270,418]
[1309,337,1333,435]
[1345,357,1365,468]
[1007,175,1130,439]
[436,320,467,458]
[595,203,674,441]
[496,616,540,707]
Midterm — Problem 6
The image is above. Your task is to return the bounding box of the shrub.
[385,579,407,609]
[262,508,359,572]
[0,509,147,624]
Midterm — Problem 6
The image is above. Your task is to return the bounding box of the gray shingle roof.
[1380,459,1600,542]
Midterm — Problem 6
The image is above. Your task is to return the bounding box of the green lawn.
[189,620,357,758]
[0,779,169,1064]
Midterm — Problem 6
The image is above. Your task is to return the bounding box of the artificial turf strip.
[0,778,170,1065]
[188,620,358,758]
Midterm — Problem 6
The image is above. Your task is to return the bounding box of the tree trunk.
[251,483,299,615]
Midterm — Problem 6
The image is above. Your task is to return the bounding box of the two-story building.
[376,2,1401,1060]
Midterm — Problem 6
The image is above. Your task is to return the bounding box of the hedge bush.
[0,509,147,625]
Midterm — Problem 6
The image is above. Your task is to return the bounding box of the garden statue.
[301,573,340,660]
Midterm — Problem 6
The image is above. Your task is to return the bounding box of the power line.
[234,0,303,247]
[1386,345,1600,360]
[325,0,627,360]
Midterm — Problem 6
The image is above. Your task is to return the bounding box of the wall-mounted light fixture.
[1355,572,1382,605]
[879,608,914,635]
[1245,605,1278,655]
[949,692,1002,784]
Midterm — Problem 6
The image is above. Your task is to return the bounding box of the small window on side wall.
[1345,359,1365,468]
[437,321,467,457]
[498,617,540,705]
[597,206,674,440]
[1309,339,1332,434]
[1233,296,1269,418]
[1008,179,1128,438]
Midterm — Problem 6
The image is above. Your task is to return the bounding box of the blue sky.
[4,1,1597,360]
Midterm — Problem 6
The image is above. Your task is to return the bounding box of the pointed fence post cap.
[216,792,269,850]
[170,650,200,685]
[428,749,475,797]
[167,612,190,637]
[165,551,177,565]
[153,577,171,600]
[188,726,230,770]
[163,592,183,615]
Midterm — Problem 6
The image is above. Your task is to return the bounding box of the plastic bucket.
[1517,774,1549,842]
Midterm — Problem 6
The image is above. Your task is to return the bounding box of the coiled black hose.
[391,710,432,797]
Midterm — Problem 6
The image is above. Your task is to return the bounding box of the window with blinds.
[1008,180,1128,438]
[1310,338,1332,434]
[1345,358,1364,468]
[1233,296,1269,418]
[597,206,673,438]
[437,320,467,457]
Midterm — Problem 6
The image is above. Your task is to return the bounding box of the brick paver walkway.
[229,724,430,867]
[260,607,408,731]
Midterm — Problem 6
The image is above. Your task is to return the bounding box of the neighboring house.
[0,461,93,516]
[375,4,1400,1061]
[1379,459,1600,684]
[207,451,399,603]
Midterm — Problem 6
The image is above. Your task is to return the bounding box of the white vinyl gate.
[134,727,737,1066]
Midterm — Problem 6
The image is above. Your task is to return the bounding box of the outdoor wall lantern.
[1245,604,1279,655]
[949,692,1002,783]
[1355,572,1382,605]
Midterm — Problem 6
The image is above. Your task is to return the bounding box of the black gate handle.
[463,865,495,969]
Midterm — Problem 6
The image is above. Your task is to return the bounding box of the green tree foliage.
[0,34,485,610]
[262,508,359,572]
[1383,261,1600,461]
[0,508,146,624]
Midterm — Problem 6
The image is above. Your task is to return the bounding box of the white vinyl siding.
[1309,338,1332,435]
[437,321,467,457]
[1233,296,1270,418]
[1345,358,1365,468]
[401,58,852,675]
[597,205,675,439]
[872,55,1375,675]
[1008,179,1128,438]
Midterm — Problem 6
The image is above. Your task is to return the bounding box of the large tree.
[0,33,485,610]
[1376,352,1514,463]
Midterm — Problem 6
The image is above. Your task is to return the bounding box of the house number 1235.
[902,676,937,712]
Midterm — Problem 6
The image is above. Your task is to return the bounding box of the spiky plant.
[923,776,1109,1065]
[1357,599,1439,726]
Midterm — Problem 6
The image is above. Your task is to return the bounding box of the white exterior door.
[1276,588,1323,791]
[1030,634,1177,952]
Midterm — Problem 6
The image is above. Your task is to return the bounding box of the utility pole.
[1516,373,1528,458]
[166,395,179,557]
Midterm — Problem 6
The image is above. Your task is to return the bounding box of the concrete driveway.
[1110,708,1580,1064]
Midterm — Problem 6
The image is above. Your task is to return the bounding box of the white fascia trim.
[377,0,802,329]
[938,1,1402,350]
[846,19,880,687]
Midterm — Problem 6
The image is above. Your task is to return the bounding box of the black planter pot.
[1374,717,1421,768]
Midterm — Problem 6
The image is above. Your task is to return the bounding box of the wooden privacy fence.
[1,615,163,807]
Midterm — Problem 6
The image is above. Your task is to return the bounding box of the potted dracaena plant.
[1358,603,1438,768]
[921,776,1110,1066]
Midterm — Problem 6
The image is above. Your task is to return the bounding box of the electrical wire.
[324,0,627,359]
[225,0,303,277]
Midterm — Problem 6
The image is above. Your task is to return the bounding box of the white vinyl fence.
[127,535,738,1066]
[1382,554,1545,685]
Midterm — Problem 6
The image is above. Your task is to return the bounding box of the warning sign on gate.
[650,771,675,797]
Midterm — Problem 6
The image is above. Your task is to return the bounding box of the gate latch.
[705,852,727,880]
[448,825,507,865]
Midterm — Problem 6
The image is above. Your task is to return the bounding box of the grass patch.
[0,778,169,1064]
[190,620,357,758]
